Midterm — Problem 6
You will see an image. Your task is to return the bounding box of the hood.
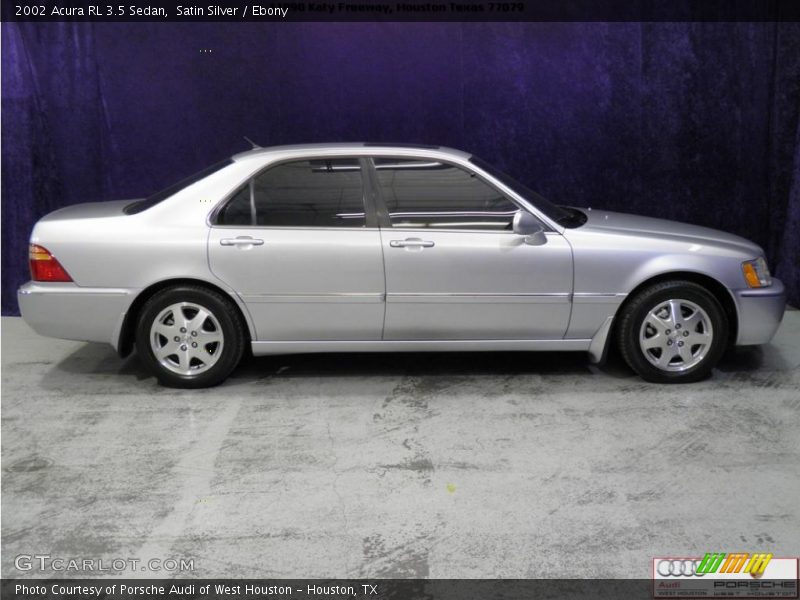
[577,208,763,256]
[40,199,137,222]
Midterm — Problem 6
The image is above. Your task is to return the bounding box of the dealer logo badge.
[653,554,798,598]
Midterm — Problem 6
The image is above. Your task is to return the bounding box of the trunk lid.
[39,199,138,222]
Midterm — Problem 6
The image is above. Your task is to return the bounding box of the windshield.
[124,158,233,215]
[468,156,585,228]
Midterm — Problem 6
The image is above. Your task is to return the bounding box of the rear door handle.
[220,236,264,247]
[389,238,435,248]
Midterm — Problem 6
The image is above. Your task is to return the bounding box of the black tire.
[617,280,728,383]
[135,285,245,388]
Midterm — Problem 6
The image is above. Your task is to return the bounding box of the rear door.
[208,157,385,341]
[370,157,573,340]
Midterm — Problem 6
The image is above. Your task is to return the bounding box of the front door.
[208,157,385,341]
[371,157,573,340]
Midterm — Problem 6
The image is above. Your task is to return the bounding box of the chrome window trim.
[210,225,380,232]
[207,148,564,234]
[369,228,563,236]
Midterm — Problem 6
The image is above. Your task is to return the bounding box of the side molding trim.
[251,338,592,356]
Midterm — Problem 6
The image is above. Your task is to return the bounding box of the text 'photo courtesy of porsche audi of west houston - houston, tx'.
[18,143,786,388]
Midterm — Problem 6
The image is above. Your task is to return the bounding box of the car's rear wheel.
[135,286,245,388]
[617,280,728,383]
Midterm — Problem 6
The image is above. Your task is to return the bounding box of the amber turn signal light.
[741,257,771,288]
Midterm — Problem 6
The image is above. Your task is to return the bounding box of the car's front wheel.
[135,285,245,388]
[617,280,728,383]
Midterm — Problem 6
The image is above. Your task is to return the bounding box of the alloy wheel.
[638,298,713,372]
[149,302,224,376]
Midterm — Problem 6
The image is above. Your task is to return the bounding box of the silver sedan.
[18,143,786,387]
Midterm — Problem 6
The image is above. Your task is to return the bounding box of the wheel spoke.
[197,330,223,344]
[656,347,676,368]
[646,313,669,333]
[676,343,694,364]
[667,300,683,327]
[642,333,666,350]
[177,350,191,371]
[188,346,209,365]
[682,310,701,330]
[186,308,211,332]
[688,331,712,346]
[154,340,179,359]
[170,305,191,330]
[154,323,175,338]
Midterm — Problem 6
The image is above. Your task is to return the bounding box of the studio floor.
[2,312,798,579]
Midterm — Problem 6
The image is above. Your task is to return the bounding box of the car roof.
[231,142,472,162]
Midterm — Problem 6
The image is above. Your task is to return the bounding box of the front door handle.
[220,236,264,247]
[389,238,435,248]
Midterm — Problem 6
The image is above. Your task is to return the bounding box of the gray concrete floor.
[2,313,799,579]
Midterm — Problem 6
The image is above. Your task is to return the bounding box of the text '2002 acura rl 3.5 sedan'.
[19,143,785,388]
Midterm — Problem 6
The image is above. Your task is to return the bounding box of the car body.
[18,143,786,387]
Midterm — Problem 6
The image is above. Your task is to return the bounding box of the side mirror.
[512,211,547,245]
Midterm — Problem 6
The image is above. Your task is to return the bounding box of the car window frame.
[363,156,546,234]
[210,156,378,230]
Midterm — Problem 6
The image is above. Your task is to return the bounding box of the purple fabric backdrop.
[2,22,799,315]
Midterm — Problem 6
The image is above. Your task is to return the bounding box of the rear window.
[124,159,233,215]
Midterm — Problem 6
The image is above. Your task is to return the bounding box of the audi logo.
[657,559,705,577]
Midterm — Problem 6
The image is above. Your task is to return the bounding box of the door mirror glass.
[513,210,543,234]
[513,211,547,245]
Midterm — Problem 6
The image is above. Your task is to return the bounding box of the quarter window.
[216,185,251,225]
[216,158,366,227]
[373,158,520,230]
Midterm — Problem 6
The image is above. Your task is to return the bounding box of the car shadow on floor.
[44,341,771,389]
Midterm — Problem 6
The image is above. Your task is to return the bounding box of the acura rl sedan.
[19,143,785,387]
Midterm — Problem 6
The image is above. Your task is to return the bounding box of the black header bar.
[4,0,800,22]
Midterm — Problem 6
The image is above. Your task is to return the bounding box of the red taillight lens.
[29,244,73,282]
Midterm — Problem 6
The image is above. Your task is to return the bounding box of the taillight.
[29,244,73,282]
